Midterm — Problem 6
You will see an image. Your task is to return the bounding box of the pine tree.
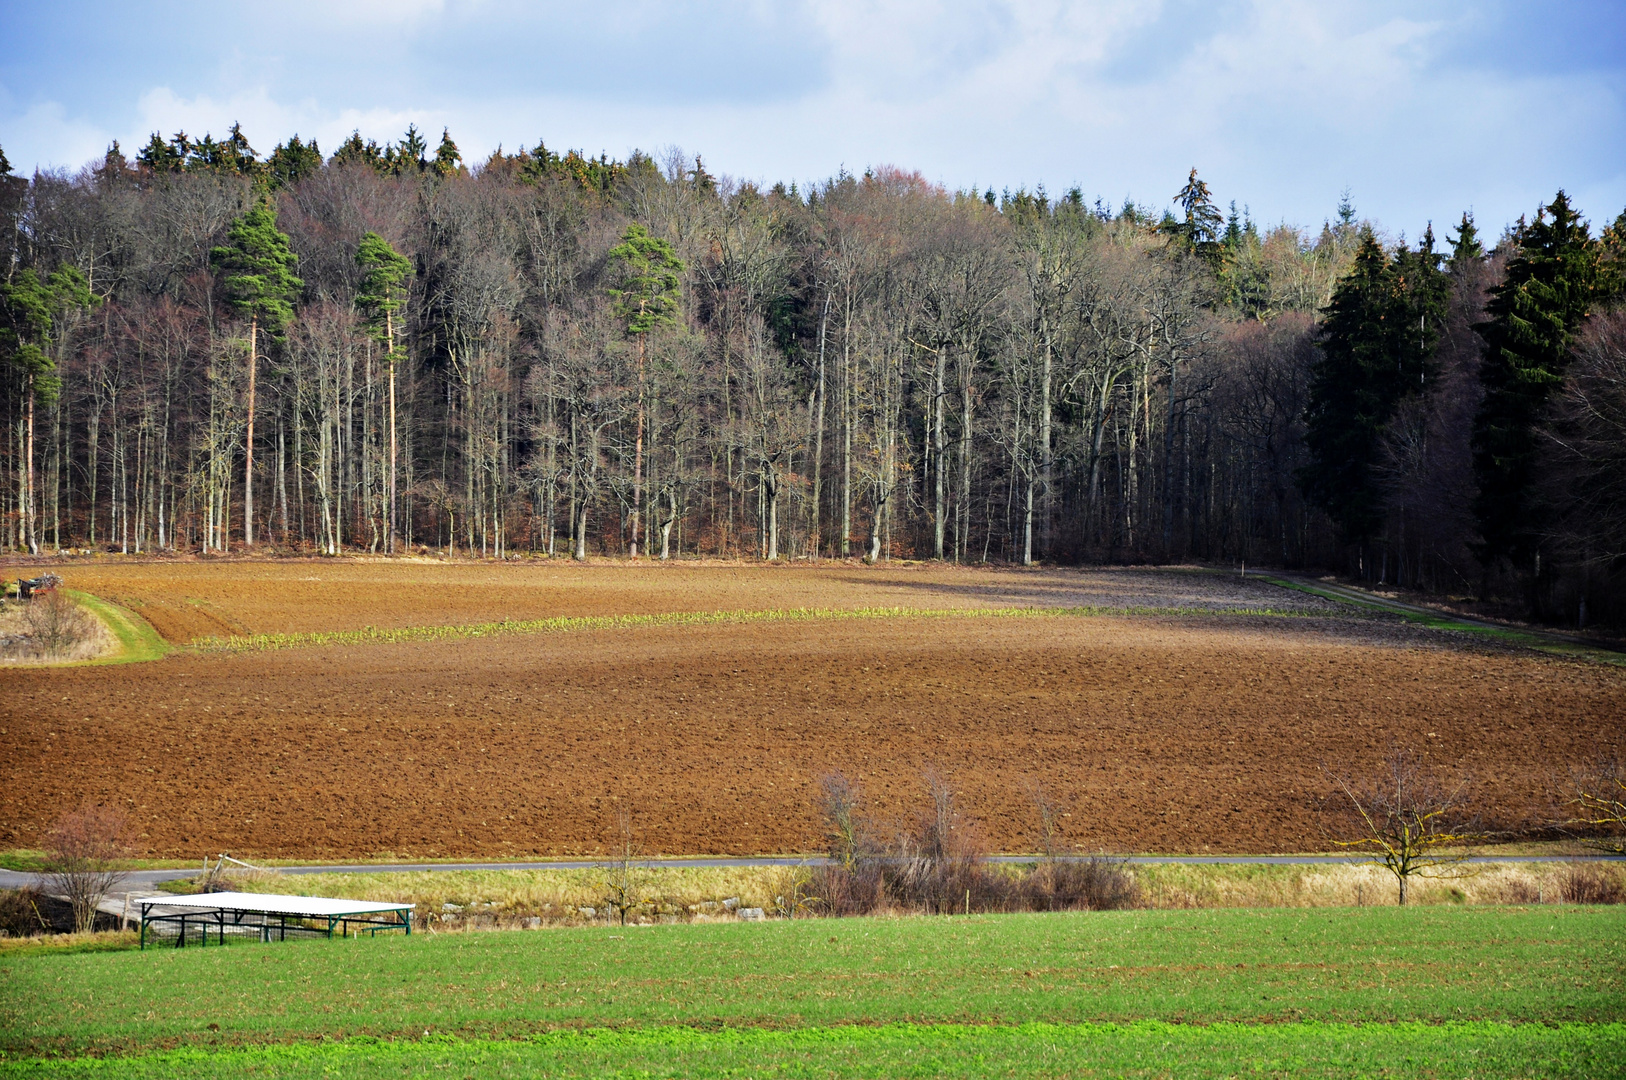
[607,224,684,557]
[357,232,413,553]
[210,198,303,546]
[1299,229,1448,546]
[1471,191,1602,573]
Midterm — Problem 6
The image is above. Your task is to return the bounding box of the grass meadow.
[2,905,1621,1077]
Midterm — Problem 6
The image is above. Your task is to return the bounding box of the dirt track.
[3,593,1620,858]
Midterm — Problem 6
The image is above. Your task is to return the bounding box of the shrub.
[0,887,50,938]
[23,589,98,657]
[1556,863,1625,904]
[1023,856,1141,912]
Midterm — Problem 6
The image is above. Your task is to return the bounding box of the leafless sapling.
[40,803,131,933]
[1322,748,1484,905]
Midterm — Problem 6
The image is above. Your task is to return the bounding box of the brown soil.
[2,602,1619,858]
[34,559,1339,642]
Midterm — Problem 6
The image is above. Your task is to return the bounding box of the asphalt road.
[6,853,1620,891]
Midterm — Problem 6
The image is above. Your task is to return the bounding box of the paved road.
[6,852,1620,891]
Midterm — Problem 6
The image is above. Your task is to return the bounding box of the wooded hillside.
[2,128,1623,623]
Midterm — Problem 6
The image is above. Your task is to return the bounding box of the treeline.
[1,126,1623,623]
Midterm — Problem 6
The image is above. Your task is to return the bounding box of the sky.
[2,0,1623,238]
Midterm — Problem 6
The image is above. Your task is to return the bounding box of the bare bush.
[1556,863,1625,904]
[1023,856,1141,912]
[1564,753,1626,853]
[805,771,1137,918]
[39,804,131,932]
[1321,748,1485,905]
[0,887,51,938]
[21,590,100,659]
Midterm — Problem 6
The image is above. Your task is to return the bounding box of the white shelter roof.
[146,891,413,916]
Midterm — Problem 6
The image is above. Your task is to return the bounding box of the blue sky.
[3,0,1623,237]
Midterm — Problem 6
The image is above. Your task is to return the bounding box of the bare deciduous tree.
[40,803,131,933]
[1321,749,1484,905]
[1565,753,1626,853]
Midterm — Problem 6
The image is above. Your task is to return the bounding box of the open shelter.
[139,891,413,948]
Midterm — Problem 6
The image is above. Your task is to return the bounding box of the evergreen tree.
[210,198,303,546]
[433,129,463,177]
[1447,211,1484,273]
[1299,229,1448,545]
[267,135,322,189]
[1471,191,1603,572]
[0,144,10,176]
[1172,168,1224,261]
[357,232,413,553]
[137,132,185,173]
[607,223,685,557]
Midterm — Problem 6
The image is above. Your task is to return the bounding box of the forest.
[1,124,1623,624]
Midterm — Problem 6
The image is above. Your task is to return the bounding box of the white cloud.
[3,0,1620,231]
[0,95,112,176]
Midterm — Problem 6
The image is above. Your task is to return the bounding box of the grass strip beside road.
[187,603,1310,654]
[5,1021,1621,1079]
[2,907,1619,1058]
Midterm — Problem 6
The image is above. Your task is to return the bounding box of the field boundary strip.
[1255,575,1626,666]
[185,603,1313,654]
[62,590,172,666]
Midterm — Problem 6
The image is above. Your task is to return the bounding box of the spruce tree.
[1299,229,1448,546]
[356,232,413,552]
[1471,191,1601,573]
[1447,211,1484,273]
[433,129,463,177]
[1172,168,1224,262]
[210,198,302,546]
[268,136,322,189]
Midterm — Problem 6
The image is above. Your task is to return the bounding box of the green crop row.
[6,1021,1622,1079]
[188,603,1308,654]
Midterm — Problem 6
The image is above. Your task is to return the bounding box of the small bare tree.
[818,773,869,870]
[599,807,648,925]
[40,804,131,933]
[1565,753,1626,853]
[24,588,97,657]
[1322,749,1484,905]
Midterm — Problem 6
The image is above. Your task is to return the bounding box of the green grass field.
[2,906,1622,1077]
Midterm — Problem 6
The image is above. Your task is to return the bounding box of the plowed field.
[2,561,1620,859]
[35,558,1340,642]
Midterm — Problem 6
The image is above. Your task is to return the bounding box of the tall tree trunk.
[23,378,36,555]
[244,314,257,546]
[630,326,645,558]
[932,345,946,560]
[387,310,397,555]
[810,289,830,557]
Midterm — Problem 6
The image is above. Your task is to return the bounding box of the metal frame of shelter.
[139,891,414,949]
